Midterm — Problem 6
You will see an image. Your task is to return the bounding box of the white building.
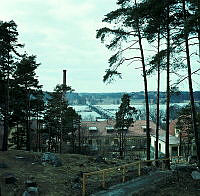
[151,134,180,157]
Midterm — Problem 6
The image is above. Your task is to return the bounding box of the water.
[72,103,189,121]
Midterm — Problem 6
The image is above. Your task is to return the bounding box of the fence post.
[138,162,141,176]
[102,171,105,188]
[82,174,86,196]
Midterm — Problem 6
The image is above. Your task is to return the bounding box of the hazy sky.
[1,0,199,93]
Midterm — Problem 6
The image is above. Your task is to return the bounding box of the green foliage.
[44,84,77,142]
[103,69,122,83]
[14,54,41,89]
[115,94,137,129]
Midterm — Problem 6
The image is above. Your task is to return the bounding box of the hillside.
[0,150,127,196]
[66,91,200,105]
[1,151,200,196]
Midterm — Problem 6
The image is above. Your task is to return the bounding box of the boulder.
[41,152,62,167]
[3,173,17,184]
[191,171,200,180]
[27,186,39,194]
[22,191,31,196]
[25,180,37,187]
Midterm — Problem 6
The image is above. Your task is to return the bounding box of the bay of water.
[72,103,189,121]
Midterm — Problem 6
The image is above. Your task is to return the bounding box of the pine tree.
[115,94,137,159]
[13,54,42,151]
[96,0,151,160]
[44,84,72,153]
[0,20,23,151]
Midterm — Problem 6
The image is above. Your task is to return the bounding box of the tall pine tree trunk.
[155,29,161,165]
[183,0,200,165]
[16,123,20,150]
[2,54,10,151]
[135,17,150,160]
[138,35,150,160]
[26,88,31,151]
[165,1,170,169]
[198,0,200,58]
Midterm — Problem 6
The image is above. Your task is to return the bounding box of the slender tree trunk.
[198,0,200,58]
[165,1,170,169]
[26,89,31,151]
[36,110,39,152]
[2,56,10,151]
[134,0,150,160]
[78,123,81,153]
[38,123,41,152]
[155,29,161,166]
[136,23,150,161]
[183,0,200,166]
[16,123,20,150]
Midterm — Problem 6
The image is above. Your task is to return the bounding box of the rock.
[22,191,31,196]
[27,186,39,194]
[3,173,17,184]
[191,171,200,180]
[25,180,37,187]
[41,152,62,167]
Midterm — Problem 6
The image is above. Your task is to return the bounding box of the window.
[106,126,114,133]
[159,143,161,152]
[88,140,92,145]
[172,146,178,156]
[89,127,98,132]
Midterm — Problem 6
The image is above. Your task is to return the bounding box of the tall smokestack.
[63,69,67,86]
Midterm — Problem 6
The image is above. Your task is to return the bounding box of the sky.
[1,0,199,93]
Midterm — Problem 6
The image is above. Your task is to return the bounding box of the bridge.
[88,104,115,119]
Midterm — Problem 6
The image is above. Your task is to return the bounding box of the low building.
[151,134,180,157]
[80,119,157,159]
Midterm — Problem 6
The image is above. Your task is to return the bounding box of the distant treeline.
[61,91,200,105]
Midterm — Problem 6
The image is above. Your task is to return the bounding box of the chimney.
[63,70,67,85]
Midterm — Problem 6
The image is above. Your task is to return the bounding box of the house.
[80,119,157,158]
[151,134,180,157]
[169,119,196,157]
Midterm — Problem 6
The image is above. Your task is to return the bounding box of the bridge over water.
[88,104,115,119]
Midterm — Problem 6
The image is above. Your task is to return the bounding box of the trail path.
[92,170,174,196]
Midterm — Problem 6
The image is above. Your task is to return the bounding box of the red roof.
[81,120,164,137]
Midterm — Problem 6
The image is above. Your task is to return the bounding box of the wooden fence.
[81,157,178,196]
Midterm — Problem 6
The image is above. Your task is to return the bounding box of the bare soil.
[1,150,200,196]
[0,150,128,196]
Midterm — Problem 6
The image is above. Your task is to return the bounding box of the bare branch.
[173,68,200,86]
